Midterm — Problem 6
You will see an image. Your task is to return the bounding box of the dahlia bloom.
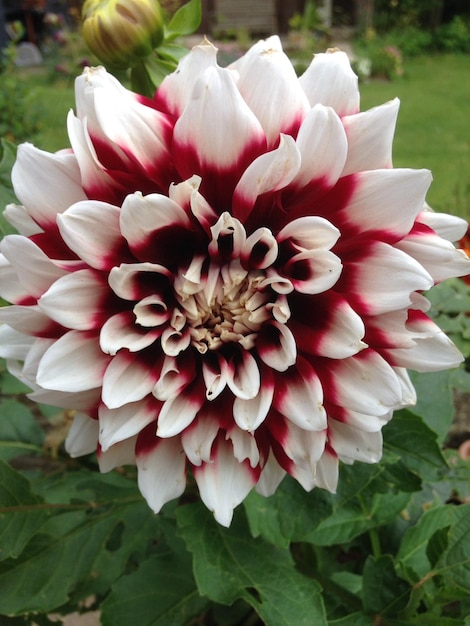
[1,38,469,526]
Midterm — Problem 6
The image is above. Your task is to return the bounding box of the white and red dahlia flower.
[1,37,469,526]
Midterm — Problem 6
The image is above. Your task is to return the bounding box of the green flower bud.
[82,0,164,70]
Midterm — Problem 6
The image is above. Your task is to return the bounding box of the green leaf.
[407,370,455,443]
[177,503,327,626]
[362,554,411,616]
[165,0,202,39]
[436,503,470,594]
[383,409,447,482]
[329,613,374,625]
[0,399,44,461]
[0,460,49,562]
[244,475,333,547]
[0,466,158,616]
[101,550,208,626]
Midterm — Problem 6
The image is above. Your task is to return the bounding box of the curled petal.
[202,353,228,400]
[100,311,161,355]
[283,249,342,295]
[108,262,172,301]
[226,427,260,467]
[299,49,359,116]
[233,367,275,430]
[257,321,297,372]
[233,134,301,223]
[241,227,278,270]
[153,352,196,401]
[277,216,340,252]
[226,350,260,400]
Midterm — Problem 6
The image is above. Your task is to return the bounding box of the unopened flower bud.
[82,0,164,69]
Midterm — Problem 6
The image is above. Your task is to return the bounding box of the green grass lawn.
[360,54,470,218]
[25,53,470,219]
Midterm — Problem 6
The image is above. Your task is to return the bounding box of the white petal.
[37,331,110,392]
[99,398,158,451]
[294,104,348,188]
[312,449,339,493]
[0,326,33,360]
[344,242,433,315]
[419,210,468,242]
[397,232,470,282]
[193,437,258,527]
[227,428,260,468]
[102,351,161,409]
[255,451,286,496]
[108,262,171,300]
[156,39,219,116]
[226,350,260,400]
[181,412,220,466]
[388,330,463,372]
[12,143,86,228]
[331,351,403,416]
[257,322,297,372]
[65,412,99,457]
[282,421,327,473]
[284,249,342,294]
[343,169,432,237]
[0,305,56,336]
[57,201,122,270]
[233,373,274,431]
[153,353,195,401]
[230,35,310,147]
[233,134,301,222]
[136,437,186,513]
[342,99,400,175]
[100,311,161,355]
[329,419,383,464]
[4,203,42,236]
[99,436,137,472]
[0,254,30,303]
[277,215,340,251]
[0,235,67,298]
[38,269,109,330]
[156,382,204,438]
[274,357,327,431]
[299,49,359,116]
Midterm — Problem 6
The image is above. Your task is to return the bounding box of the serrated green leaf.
[408,370,455,443]
[436,503,470,593]
[0,460,49,562]
[165,0,202,39]
[0,399,44,461]
[244,475,333,547]
[101,550,208,626]
[0,498,153,615]
[307,486,410,547]
[176,503,327,626]
[383,410,446,481]
[362,554,411,616]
